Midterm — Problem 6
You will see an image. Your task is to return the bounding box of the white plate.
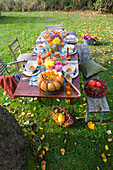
[23,68,40,76]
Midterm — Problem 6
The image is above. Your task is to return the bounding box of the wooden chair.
[0,57,25,102]
[8,37,32,72]
[46,24,63,30]
[0,57,23,84]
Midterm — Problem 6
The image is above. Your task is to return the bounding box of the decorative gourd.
[37,69,64,92]
[58,114,65,124]
[53,113,60,125]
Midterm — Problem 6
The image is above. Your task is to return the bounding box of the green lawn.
[0,11,113,170]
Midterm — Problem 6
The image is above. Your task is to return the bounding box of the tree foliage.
[0,0,113,13]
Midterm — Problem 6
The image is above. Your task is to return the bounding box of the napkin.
[29,75,37,86]
[0,75,17,99]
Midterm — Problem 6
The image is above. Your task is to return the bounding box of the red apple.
[96,81,101,87]
[88,80,96,87]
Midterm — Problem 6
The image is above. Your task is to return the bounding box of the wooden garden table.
[14,32,81,105]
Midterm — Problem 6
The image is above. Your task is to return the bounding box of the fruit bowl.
[84,78,107,98]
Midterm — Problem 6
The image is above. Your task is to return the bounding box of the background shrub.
[0,0,113,13]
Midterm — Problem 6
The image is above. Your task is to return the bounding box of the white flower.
[108,138,112,142]
[24,120,29,125]
[29,98,34,102]
[34,97,37,100]
[4,102,11,106]
[3,92,6,95]
[26,112,31,116]
[107,130,112,134]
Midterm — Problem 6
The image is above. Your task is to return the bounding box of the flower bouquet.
[50,106,74,127]
[84,78,107,98]
[83,34,98,45]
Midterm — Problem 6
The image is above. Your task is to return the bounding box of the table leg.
[70,99,73,105]
[37,97,42,102]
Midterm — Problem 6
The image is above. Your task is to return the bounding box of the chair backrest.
[46,24,63,30]
[0,58,10,76]
[8,37,22,62]
[8,37,22,72]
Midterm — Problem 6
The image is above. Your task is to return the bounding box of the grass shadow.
[0,15,68,25]
[95,41,111,46]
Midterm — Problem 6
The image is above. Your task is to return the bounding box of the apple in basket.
[95,81,101,87]
[88,80,96,87]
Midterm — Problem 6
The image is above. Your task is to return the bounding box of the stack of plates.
[65,35,78,43]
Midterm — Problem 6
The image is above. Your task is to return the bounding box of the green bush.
[0,0,113,13]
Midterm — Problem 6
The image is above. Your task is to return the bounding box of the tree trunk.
[78,0,82,9]
[41,0,45,9]
[0,106,30,170]
[104,0,107,10]
[90,0,92,7]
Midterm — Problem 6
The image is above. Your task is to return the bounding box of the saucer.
[23,68,40,76]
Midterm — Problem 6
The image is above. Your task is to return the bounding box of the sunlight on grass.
[0,11,113,170]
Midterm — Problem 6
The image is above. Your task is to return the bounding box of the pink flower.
[84,34,97,40]
[55,64,62,71]
[55,60,62,65]
[84,34,90,40]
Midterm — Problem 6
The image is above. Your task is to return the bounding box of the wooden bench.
[77,44,110,123]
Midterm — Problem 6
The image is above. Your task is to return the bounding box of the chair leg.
[85,108,89,123]
[100,112,104,123]
[16,63,19,73]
